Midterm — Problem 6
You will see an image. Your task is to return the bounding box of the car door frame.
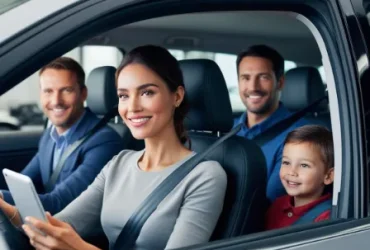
[0,0,366,248]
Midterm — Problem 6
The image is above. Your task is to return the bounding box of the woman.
[0,45,227,250]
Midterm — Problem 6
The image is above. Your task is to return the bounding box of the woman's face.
[117,63,184,140]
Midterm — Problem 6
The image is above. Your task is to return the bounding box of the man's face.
[238,56,283,115]
[39,69,87,134]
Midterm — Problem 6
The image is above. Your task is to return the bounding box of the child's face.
[280,142,334,201]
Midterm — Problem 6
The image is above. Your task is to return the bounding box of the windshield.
[0,0,79,43]
[0,0,29,15]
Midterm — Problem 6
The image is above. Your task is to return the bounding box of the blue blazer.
[2,108,124,214]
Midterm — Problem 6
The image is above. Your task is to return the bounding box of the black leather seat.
[281,66,331,128]
[180,59,268,239]
[86,66,143,150]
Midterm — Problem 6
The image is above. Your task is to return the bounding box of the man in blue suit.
[0,57,123,214]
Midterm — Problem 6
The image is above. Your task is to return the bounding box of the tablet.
[2,168,47,224]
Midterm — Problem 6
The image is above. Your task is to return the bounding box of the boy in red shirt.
[265,125,334,230]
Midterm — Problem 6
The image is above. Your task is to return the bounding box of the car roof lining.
[83,11,321,65]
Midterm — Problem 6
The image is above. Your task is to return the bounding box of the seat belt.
[252,96,328,146]
[111,96,328,249]
[293,199,332,225]
[111,124,243,250]
[44,106,119,192]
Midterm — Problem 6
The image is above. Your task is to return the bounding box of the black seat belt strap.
[252,96,328,146]
[111,124,242,250]
[44,106,119,192]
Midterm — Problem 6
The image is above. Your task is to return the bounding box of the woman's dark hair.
[115,45,190,145]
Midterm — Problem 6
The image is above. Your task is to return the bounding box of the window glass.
[284,60,297,72]
[82,46,123,77]
[0,46,122,132]
[167,49,185,61]
[318,65,327,83]
[0,71,41,131]
[0,0,29,15]
[0,0,79,43]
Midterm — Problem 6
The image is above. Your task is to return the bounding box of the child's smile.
[280,142,334,207]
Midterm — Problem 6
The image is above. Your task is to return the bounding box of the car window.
[0,0,79,43]
[169,49,297,112]
[0,1,352,248]
[0,45,123,132]
[0,0,29,15]
[81,46,123,77]
[318,65,326,83]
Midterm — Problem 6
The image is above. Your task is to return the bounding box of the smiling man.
[0,57,124,214]
[233,45,310,202]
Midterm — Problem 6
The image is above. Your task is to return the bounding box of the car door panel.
[0,128,42,188]
[182,219,370,249]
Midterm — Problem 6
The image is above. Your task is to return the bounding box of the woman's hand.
[23,212,100,250]
[0,198,22,227]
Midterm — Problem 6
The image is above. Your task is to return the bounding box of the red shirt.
[265,193,332,230]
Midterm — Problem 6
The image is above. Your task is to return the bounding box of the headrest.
[179,59,233,132]
[86,66,118,115]
[281,67,326,111]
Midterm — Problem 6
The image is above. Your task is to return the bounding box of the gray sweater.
[55,150,227,250]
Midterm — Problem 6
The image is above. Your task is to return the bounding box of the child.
[265,125,334,230]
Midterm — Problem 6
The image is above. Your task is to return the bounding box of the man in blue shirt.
[234,45,309,202]
[0,57,123,214]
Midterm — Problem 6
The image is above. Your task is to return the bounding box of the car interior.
[0,7,337,249]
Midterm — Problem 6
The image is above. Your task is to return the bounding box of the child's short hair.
[284,125,334,169]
